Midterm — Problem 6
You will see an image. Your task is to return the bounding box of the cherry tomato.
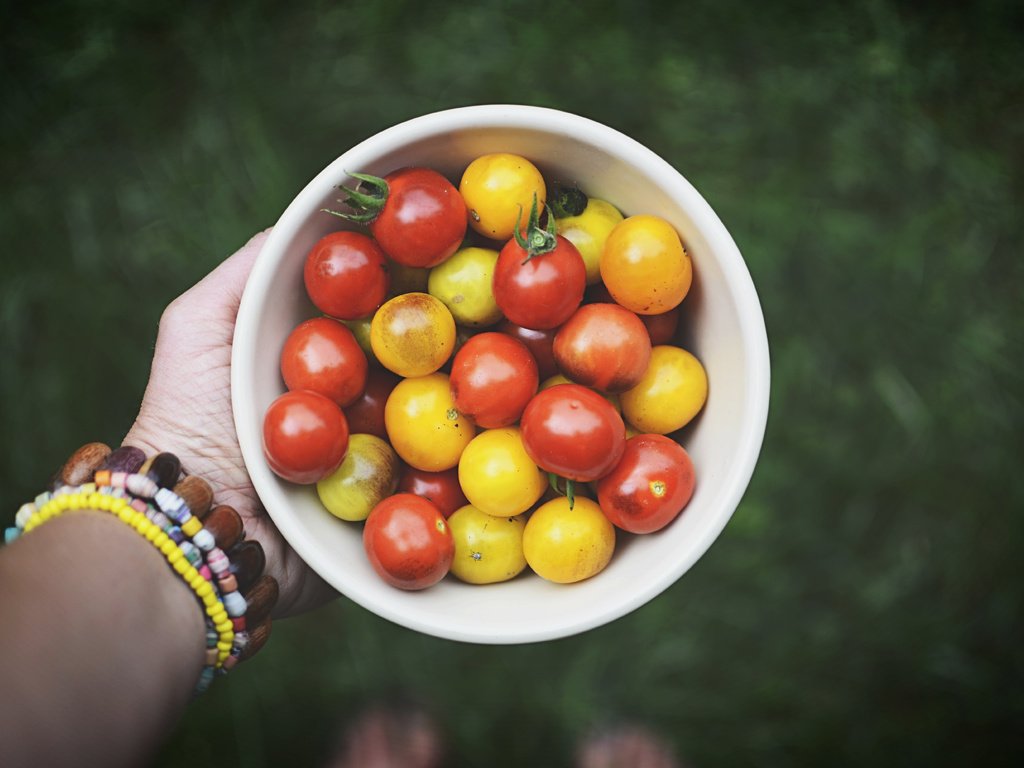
[601,214,692,315]
[492,199,586,330]
[427,246,503,327]
[596,434,696,534]
[396,465,468,518]
[520,384,625,482]
[363,494,454,590]
[449,332,538,428]
[331,168,467,268]
[316,434,400,522]
[458,427,547,517]
[384,372,476,471]
[388,261,430,295]
[447,504,527,584]
[280,317,368,407]
[522,496,615,584]
[620,345,708,434]
[303,231,389,320]
[342,368,400,440]
[262,390,349,484]
[370,292,456,377]
[459,153,546,241]
[552,189,624,285]
[553,303,651,393]
[640,308,680,345]
[540,374,621,414]
[497,321,560,380]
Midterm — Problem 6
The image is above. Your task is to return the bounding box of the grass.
[2,0,1022,764]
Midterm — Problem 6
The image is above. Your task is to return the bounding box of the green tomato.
[556,198,624,285]
[342,316,377,365]
[427,246,503,327]
[316,433,400,521]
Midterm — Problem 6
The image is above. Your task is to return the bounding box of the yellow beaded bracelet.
[20,491,235,668]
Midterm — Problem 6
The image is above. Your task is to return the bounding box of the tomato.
[363,494,454,590]
[427,246,502,327]
[388,261,430,296]
[596,434,696,534]
[328,168,467,268]
[370,292,456,377]
[342,316,376,365]
[601,214,692,314]
[262,390,349,484]
[640,307,680,346]
[620,345,708,434]
[458,427,546,517]
[342,368,400,440]
[316,433,400,522]
[497,321,560,380]
[553,303,651,393]
[303,231,389,320]
[447,504,527,584]
[280,317,368,407]
[449,332,538,428]
[396,465,468,518]
[550,185,624,285]
[540,374,621,414]
[459,153,546,241]
[384,372,476,471]
[522,496,615,584]
[492,197,586,330]
[519,383,626,483]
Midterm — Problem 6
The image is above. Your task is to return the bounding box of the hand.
[124,230,333,616]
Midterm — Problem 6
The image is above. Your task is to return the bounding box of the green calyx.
[514,193,558,263]
[548,472,576,510]
[548,182,588,219]
[321,171,389,224]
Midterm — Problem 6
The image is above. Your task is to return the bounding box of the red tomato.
[596,434,696,533]
[493,235,586,329]
[303,231,389,320]
[396,465,468,518]
[262,390,349,484]
[363,493,454,590]
[449,332,538,428]
[497,321,560,380]
[553,303,651,393]
[280,317,368,407]
[342,368,400,439]
[520,383,626,482]
[640,307,680,346]
[330,168,467,269]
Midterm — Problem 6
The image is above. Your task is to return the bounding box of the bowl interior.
[232,106,769,644]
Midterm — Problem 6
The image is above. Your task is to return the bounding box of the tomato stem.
[548,182,588,219]
[321,171,389,224]
[547,472,576,510]
[514,193,558,263]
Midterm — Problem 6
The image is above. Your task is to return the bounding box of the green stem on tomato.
[514,193,558,264]
[547,472,576,510]
[548,182,588,219]
[321,171,389,223]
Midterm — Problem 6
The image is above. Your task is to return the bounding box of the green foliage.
[2,0,1022,764]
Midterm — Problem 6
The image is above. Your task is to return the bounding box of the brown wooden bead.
[205,505,244,550]
[146,452,182,489]
[240,619,272,662]
[173,475,214,518]
[243,575,280,625]
[100,445,146,474]
[229,540,266,593]
[60,442,111,486]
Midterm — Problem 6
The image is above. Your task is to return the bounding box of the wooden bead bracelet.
[4,442,279,696]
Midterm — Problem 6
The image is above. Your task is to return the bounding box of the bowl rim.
[231,104,770,643]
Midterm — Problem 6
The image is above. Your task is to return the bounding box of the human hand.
[124,230,333,617]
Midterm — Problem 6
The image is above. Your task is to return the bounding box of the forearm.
[0,511,204,768]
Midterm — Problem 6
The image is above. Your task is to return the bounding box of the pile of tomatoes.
[261,153,708,591]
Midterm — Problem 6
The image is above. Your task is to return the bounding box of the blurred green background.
[2,0,1022,764]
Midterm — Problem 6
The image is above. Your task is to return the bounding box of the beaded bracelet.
[4,442,279,696]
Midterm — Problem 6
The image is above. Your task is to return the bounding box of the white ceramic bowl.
[232,104,769,644]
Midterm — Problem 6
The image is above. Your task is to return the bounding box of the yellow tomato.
[458,427,546,517]
[620,345,708,434]
[447,504,527,584]
[523,496,615,584]
[459,153,546,241]
[316,434,399,521]
[600,215,692,314]
[427,246,503,327]
[385,373,476,471]
[370,292,456,377]
[556,198,624,285]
